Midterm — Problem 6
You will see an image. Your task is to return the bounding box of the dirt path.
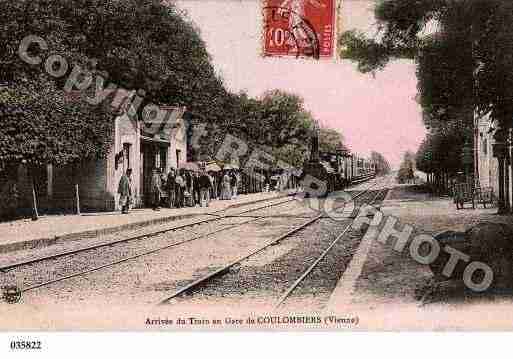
[327,182,513,330]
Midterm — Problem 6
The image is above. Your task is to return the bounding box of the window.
[176,149,181,167]
[123,143,131,171]
[155,152,160,169]
[160,147,167,171]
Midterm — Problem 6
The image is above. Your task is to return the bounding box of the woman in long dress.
[184,170,194,207]
[220,171,232,200]
[175,170,185,208]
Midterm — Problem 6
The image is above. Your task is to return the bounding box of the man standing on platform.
[118,168,133,214]
[198,167,213,207]
[193,171,201,206]
[151,168,162,211]
[167,168,176,208]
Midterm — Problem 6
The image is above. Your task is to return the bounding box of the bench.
[475,187,494,208]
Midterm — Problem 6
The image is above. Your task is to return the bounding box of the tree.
[397,150,416,183]
[318,127,347,154]
[1,0,227,116]
[339,0,513,201]
[370,151,391,175]
[0,0,234,172]
[187,89,319,167]
[1,0,334,177]
[340,0,513,129]
[415,118,472,190]
[0,77,113,168]
[271,144,309,168]
[417,34,473,127]
[253,90,315,148]
[473,1,513,130]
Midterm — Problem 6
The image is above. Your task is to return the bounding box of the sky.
[174,0,426,168]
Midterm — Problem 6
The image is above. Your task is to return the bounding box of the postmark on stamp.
[262,0,336,59]
[2,285,21,304]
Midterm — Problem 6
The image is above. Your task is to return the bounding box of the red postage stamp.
[262,0,336,59]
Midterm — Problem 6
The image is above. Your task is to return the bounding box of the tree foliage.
[1,0,226,117]
[370,151,391,175]
[415,119,472,175]
[340,0,513,126]
[339,0,513,180]
[0,0,229,168]
[0,0,347,172]
[340,0,442,73]
[0,78,113,167]
[397,150,416,183]
[245,90,315,148]
[271,144,309,168]
[417,34,473,126]
[318,127,347,154]
[188,89,320,166]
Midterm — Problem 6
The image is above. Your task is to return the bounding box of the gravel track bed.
[0,214,215,266]
[165,189,387,310]
[8,201,317,307]
[169,219,353,308]
[280,228,365,312]
[2,183,378,292]
[0,179,391,329]
[0,198,301,291]
[0,197,295,267]
[281,189,390,312]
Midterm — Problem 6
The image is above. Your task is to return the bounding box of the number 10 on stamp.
[262,0,336,59]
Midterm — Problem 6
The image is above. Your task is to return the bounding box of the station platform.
[0,191,294,254]
[325,182,513,330]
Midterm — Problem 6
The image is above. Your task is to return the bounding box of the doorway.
[140,140,169,207]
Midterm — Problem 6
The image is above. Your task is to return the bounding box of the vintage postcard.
[2,0,513,346]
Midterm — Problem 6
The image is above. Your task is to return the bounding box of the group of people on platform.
[149,167,241,211]
[118,164,300,214]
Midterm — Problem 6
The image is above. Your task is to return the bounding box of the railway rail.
[274,185,390,309]
[158,177,387,305]
[2,197,300,294]
[1,175,381,300]
[0,196,295,273]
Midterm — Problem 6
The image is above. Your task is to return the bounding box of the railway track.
[1,175,381,300]
[274,186,390,309]
[1,197,302,294]
[158,177,387,305]
[0,196,296,273]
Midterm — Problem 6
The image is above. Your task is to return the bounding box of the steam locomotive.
[301,130,376,197]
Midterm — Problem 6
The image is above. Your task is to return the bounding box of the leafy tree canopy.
[271,144,309,169]
[188,89,319,166]
[415,121,472,175]
[0,0,226,168]
[220,90,315,151]
[318,127,347,154]
[0,77,113,167]
[340,0,513,127]
[370,151,391,175]
[1,0,346,172]
[339,0,513,180]
[1,0,226,118]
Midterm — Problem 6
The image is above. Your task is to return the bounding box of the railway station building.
[2,92,189,215]
[475,112,513,213]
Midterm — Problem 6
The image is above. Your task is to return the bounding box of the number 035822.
[10,340,42,350]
